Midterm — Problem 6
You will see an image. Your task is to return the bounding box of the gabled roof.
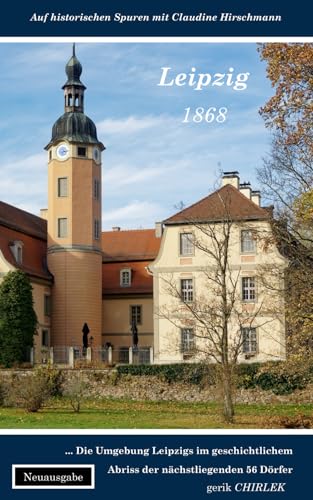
[102,229,161,262]
[0,200,47,240]
[164,184,270,224]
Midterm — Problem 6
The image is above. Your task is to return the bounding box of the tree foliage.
[0,271,37,367]
[259,43,313,152]
[258,43,313,360]
[258,43,313,221]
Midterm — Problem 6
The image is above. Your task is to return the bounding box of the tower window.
[94,179,100,200]
[58,218,68,238]
[58,177,68,197]
[94,219,100,240]
[77,146,87,157]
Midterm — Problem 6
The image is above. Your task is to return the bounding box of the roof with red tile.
[0,201,50,281]
[0,200,47,240]
[102,229,161,262]
[102,260,153,296]
[0,223,51,281]
[164,184,270,224]
[0,201,160,289]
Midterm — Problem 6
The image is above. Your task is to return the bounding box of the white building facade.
[152,172,287,365]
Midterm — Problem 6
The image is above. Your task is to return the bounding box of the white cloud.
[0,153,47,209]
[1,152,46,173]
[103,200,162,229]
[97,115,168,136]
[103,162,181,189]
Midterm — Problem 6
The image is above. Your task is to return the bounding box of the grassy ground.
[0,398,313,429]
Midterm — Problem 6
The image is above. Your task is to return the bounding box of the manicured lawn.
[0,398,312,428]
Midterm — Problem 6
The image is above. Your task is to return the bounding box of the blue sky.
[0,42,274,229]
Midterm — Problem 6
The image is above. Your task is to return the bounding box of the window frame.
[10,240,24,264]
[57,177,68,197]
[179,232,194,256]
[181,278,194,303]
[93,178,100,200]
[57,217,68,238]
[241,327,257,355]
[120,268,131,287]
[77,146,87,157]
[181,327,195,353]
[241,276,256,302]
[240,229,256,254]
[130,305,142,325]
[94,219,100,240]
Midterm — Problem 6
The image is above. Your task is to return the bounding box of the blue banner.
[0,434,311,498]
[0,1,311,37]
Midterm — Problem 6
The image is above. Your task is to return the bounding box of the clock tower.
[45,45,105,349]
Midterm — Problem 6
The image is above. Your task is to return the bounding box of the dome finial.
[63,44,85,90]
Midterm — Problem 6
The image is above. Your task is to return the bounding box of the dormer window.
[120,268,131,287]
[10,240,24,264]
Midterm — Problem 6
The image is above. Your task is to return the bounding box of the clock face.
[56,143,70,160]
[93,147,100,162]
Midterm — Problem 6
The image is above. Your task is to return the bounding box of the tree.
[156,189,285,423]
[63,372,90,413]
[0,271,37,367]
[258,43,313,214]
[258,134,313,223]
[258,43,313,359]
[269,219,313,360]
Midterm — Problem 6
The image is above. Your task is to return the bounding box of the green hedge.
[117,364,217,385]
[117,361,313,395]
[236,361,312,395]
[236,363,261,389]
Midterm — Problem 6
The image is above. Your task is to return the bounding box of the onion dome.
[62,43,86,89]
[49,112,100,145]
